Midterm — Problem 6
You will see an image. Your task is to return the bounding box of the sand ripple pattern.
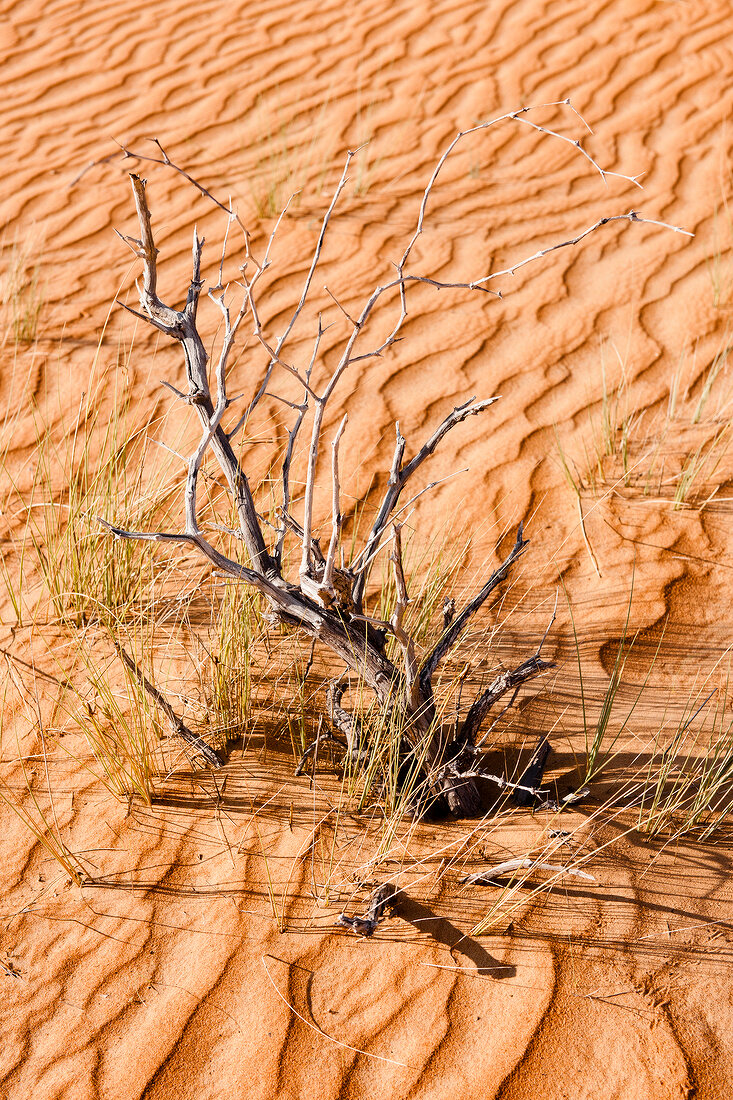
[3,0,733,1097]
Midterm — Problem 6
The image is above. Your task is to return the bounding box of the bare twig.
[125,174,275,576]
[295,726,342,778]
[275,317,324,565]
[461,858,594,885]
[353,399,499,606]
[300,396,327,581]
[419,524,528,694]
[461,656,555,750]
[321,415,348,599]
[389,524,419,709]
[472,210,692,289]
[113,641,223,769]
[324,285,358,328]
[466,591,558,749]
[276,509,325,565]
[228,150,358,438]
[118,138,251,237]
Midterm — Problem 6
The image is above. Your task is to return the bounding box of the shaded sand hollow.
[3,0,733,1097]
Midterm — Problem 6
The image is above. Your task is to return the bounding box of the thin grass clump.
[1,232,44,346]
[69,630,160,806]
[208,579,263,751]
[555,329,733,509]
[1,367,182,631]
[244,93,337,218]
[33,403,174,627]
[631,673,733,840]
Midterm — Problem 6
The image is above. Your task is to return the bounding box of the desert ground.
[3,0,733,1097]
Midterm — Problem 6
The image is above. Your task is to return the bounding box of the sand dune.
[3,0,733,1097]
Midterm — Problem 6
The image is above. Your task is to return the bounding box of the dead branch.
[276,509,325,566]
[296,679,371,775]
[113,641,222,769]
[353,399,499,607]
[294,726,341,778]
[512,735,552,807]
[461,655,555,749]
[389,524,419,709]
[463,591,558,749]
[436,764,549,800]
[419,524,529,696]
[336,882,399,937]
[472,210,692,288]
[320,415,348,601]
[327,680,370,768]
[101,102,690,817]
[461,859,594,885]
[227,150,357,440]
[125,174,275,577]
[274,317,324,567]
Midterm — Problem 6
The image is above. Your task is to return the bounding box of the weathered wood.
[107,182,535,816]
[113,640,223,769]
[418,525,529,704]
[461,858,594,885]
[352,399,499,609]
[460,655,555,748]
[104,109,687,817]
[336,882,399,937]
[512,735,552,807]
[127,175,276,578]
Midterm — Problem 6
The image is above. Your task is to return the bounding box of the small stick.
[300,397,326,581]
[461,858,594,885]
[336,882,400,937]
[275,317,324,564]
[113,641,223,769]
[229,150,357,435]
[321,415,348,597]
[512,735,552,807]
[324,285,358,328]
[389,524,419,708]
[435,767,548,800]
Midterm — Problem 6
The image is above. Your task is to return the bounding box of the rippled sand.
[2,1,733,1096]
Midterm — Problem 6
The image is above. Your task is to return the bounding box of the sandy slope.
[3,0,733,1096]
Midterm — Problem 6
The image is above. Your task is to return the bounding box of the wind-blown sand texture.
[3,0,733,1097]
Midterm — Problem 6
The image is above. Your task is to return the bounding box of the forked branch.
[102,102,690,814]
[122,174,275,578]
[463,591,559,748]
[353,397,500,607]
[419,524,529,696]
